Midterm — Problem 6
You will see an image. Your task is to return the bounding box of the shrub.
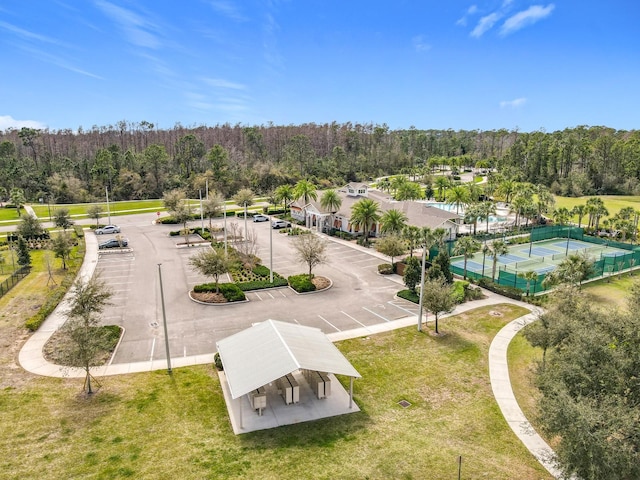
[378,263,394,275]
[218,283,246,301]
[288,274,316,293]
[237,277,288,291]
[477,278,523,300]
[397,289,419,304]
[214,352,224,370]
[451,281,467,304]
[252,264,270,277]
[73,225,85,238]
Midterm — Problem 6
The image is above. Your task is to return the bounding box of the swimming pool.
[422,202,508,223]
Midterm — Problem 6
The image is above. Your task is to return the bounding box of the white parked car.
[95,225,121,235]
[253,214,269,222]
[271,220,291,229]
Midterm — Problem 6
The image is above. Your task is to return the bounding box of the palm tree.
[483,240,509,281]
[463,204,482,235]
[433,176,450,201]
[376,177,391,193]
[543,252,594,288]
[402,225,422,257]
[446,185,470,214]
[293,179,318,205]
[9,188,26,217]
[571,204,587,228]
[380,209,408,235]
[552,207,571,225]
[350,198,381,244]
[478,201,497,233]
[518,270,539,296]
[497,179,516,204]
[274,184,295,214]
[453,236,481,279]
[534,185,555,223]
[320,189,342,231]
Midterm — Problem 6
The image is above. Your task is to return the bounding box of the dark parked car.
[98,238,128,249]
[95,225,121,235]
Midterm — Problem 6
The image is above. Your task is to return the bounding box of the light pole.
[157,264,172,374]
[223,203,228,255]
[269,212,273,283]
[105,187,111,225]
[199,190,204,232]
[417,244,427,332]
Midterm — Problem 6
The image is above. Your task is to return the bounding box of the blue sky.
[1,1,638,133]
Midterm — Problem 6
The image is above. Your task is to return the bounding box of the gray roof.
[216,319,361,399]
[291,186,460,229]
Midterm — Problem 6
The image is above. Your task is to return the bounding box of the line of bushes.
[193,282,246,302]
[475,278,523,300]
[237,277,288,291]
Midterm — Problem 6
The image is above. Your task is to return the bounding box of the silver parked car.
[98,238,128,249]
[271,220,291,229]
[95,225,121,235]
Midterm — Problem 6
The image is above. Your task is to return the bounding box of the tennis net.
[514,257,545,269]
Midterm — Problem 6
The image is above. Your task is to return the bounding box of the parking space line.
[389,300,419,315]
[149,338,156,361]
[340,311,367,328]
[362,306,390,322]
[292,318,300,325]
[254,292,263,301]
[318,315,341,332]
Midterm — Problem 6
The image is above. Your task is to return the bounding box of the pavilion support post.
[239,396,243,429]
[349,377,354,409]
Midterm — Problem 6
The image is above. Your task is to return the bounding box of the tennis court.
[452,237,633,281]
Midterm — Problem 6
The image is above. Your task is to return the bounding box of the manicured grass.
[581,270,638,308]
[554,195,640,224]
[0,303,552,479]
[0,206,23,222]
[31,199,167,220]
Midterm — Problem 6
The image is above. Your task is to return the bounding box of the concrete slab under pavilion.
[218,370,360,434]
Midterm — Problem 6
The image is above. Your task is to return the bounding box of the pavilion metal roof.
[216,319,361,399]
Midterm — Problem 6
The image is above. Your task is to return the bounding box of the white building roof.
[216,319,361,399]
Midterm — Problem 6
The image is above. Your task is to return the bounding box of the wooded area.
[1,122,639,203]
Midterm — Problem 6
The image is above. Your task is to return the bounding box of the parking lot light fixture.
[157,264,172,374]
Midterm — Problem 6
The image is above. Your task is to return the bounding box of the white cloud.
[94,0,161,49]
[0,20,71,47]
[206,0,248,22]
[456,5,478,26]
[201,78,247,90]
[470,12,502,38]
[412,35,431,52]
[500,97,527,108]
[500,4,555,36]
[0,115,47,131]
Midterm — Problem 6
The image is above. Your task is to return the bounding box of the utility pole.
[417,245,427,332]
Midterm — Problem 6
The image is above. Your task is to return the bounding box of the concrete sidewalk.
[17,230,560,478]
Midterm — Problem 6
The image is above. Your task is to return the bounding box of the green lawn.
[31,199,167,220]
[554,195,640,224]
[0,304,551,479]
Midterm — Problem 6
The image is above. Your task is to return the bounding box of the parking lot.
[92,215,418,364]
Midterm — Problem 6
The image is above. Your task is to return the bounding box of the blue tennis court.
[452,260,485,273]
[533,265,556,274]
[552,240,587,251]
[496,253,526,264]
[522,246,561,257]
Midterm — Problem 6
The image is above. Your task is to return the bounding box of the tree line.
[0,122,638,205]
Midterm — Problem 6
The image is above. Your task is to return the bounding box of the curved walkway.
[18,231,561,478]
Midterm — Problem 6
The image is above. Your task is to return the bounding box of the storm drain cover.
[398,400,411,408]
[149,322,159,328]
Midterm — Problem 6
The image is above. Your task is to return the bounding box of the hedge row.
[476,278,523,300]
[237,277,288,291]
[193,282,246,301]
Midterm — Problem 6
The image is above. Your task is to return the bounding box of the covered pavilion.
[216,319,361,434]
